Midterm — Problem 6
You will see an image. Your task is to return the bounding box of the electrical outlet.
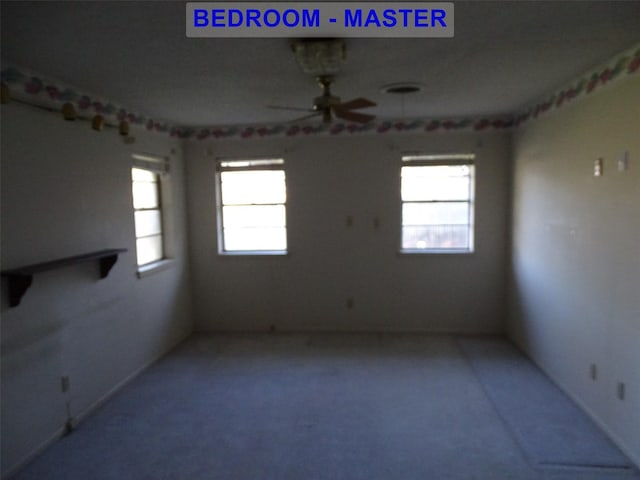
[346,297,354,309]
[617,382,625,401]
[589,364,597,381]
[61,375,70,393]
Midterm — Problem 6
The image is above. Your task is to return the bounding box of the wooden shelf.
[1,249,127,307]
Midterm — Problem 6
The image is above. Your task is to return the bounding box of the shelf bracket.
[99,253,119,278]
[7,274,33,308]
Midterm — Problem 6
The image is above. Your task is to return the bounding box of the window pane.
[403,154,474,162]
[134,210,162,238]
[222,205,286,228]
[132,167,156,182]
[132,181,159,209]
[402,202,469,226]
[402,225,470,250]
[402,165,470,179]
[220,171,286,205]
[136,235,163,265]
[402,165,470,201]
[223,227,287,251]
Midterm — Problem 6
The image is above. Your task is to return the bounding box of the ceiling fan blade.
[336,97,376,110]
[333,107,376,124]
[288,112,322,123]
[268,105,316,112]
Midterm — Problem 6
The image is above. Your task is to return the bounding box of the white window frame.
[216,158,288,255]
[131,153,173,276]
[400,153,475,254]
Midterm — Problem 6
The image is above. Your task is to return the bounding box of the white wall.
[509,76,640,464]
[185,131,511,333]
[0,104,193,476]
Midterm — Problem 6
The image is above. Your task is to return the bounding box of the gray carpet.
[10,334,640,480]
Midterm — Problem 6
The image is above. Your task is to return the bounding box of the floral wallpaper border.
[2,44,638,141]
[513,45,640,126]
[1,65,181,137]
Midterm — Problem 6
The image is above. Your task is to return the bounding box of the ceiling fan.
[269,75,376,124]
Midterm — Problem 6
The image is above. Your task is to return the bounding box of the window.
[217,158,287,254]
[401,154,475,253]
[131,154,169,267]
[132,167,164,265]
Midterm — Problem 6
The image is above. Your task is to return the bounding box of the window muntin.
[219,158,284,169]
[401,155,475,252]
[132,167,164,265]
[217,159,287,253]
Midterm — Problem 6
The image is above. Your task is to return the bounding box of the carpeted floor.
[10,334,640,480]
[457,336,634,472]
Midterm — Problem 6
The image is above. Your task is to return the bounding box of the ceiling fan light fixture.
[291,39,346,75]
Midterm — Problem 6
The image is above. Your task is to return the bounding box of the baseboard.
[507,335,640,470]
[193,326,505,336]
[70,331,190,427]
[545,373,640,470]
[2,426,67,480]
[2,330,191,479]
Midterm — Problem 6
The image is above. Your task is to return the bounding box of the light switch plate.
[617,382,625,400]
[594,158,603,177]
[618,151,629,172]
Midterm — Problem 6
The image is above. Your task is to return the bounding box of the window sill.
[398,249,474,255]
[218,250,289,257]
[136,259,174,278]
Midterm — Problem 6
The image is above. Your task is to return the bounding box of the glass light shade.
[291,39,345,75]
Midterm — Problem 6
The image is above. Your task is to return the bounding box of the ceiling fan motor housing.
[313,94,341,109]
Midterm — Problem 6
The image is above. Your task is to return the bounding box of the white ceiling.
[2,1,640,127]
